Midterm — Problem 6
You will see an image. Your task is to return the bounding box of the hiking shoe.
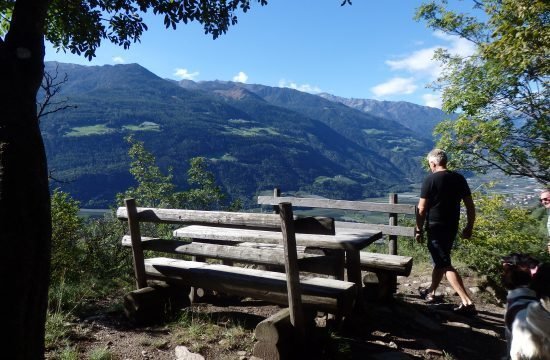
[453,303,477,315]
[418,287,435,302]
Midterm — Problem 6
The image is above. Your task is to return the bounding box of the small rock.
[237,351,247,356]
[445,321,472,329]
[473,328,500,337]
[388,341,398,349]
[469,286,481,294]
[175,346,205,360]
[426,348,444,356]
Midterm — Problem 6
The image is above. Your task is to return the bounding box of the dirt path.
[47,267,508,360]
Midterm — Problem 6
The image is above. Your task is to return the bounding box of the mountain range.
[40,62,452,208]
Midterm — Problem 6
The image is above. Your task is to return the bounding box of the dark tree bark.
[0,1,52,358]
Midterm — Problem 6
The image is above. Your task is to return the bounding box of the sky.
[44,0,479,108]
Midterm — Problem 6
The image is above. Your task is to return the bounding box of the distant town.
[467,173,543,208]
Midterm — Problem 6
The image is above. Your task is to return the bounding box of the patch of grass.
[221,324,255,351]
[170,308,255,355]
[45,311,73,350]
[65,124,115,137]
[313,175,357,185]
[87,346,114,360]
[222,125,280,137]
[48,346,80,360]
[210,153,238,162]
[443,350,457,360]
[362,128,386,135]
[122,121,161,132]
[227,119,253,124]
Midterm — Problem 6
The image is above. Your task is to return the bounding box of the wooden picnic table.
[173,225,382,296]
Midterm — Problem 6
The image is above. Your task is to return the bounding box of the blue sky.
[45,0,478,108]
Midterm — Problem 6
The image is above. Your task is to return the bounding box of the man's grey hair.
[427,148,448,166]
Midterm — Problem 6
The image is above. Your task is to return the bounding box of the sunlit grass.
[65,124,115,137]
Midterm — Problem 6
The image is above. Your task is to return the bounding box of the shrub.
[454,192,549,288]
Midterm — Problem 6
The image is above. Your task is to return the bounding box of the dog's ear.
[531,263,550,298]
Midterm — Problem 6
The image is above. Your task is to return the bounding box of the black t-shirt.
[420,170,471,228]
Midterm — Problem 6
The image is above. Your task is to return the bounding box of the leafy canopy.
[120,136,231,210]
[0,0,267,60]
[416,0,549,184]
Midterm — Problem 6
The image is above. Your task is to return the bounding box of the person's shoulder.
[446,170,467,180]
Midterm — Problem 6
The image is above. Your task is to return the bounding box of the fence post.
[272,187,281,214]
[388,193,398,255]
[279,202,305,343]
[125,198,148,289]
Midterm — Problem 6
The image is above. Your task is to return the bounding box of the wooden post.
[125,198,147,289]
[388,193,398,255]
[273,187,281,214]
[278,202,305,341]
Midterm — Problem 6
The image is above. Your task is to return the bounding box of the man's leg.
[426,231,448,296]
[445,266,473,305]
[429,267,445,295]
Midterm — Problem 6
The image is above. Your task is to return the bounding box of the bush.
[454,192,549,288]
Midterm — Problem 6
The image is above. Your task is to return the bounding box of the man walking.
[415,149,477,315]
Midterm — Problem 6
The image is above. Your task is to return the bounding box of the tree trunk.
[1,1,52,358]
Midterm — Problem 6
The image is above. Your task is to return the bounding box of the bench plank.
[121,236,340,275]
[360,252,413,276]
[257,196,416,215]
[144,257,356,314]
[117,207,282,229]
[174,225,382,251]
[335,221,415,238]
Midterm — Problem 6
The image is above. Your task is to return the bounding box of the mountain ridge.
[41,62,442,208]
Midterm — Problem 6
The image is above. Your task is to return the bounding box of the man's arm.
[415,198,428,242]
[461,195,475,239]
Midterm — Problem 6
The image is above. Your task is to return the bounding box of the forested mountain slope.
[41,62,435,207]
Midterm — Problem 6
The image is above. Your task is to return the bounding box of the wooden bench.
[257,188,417,300]
[117,198,358,337]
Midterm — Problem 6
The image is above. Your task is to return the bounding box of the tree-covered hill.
[41,62,436,208]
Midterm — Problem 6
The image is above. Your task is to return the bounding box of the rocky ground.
[47,265,508,360]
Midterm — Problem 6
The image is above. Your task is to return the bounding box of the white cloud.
[375,30,478,102]
[422,93,442,108]
[173,68,200,80]
[433,30,476,58]
[112,56,125,64]
[233,71,248,83]
[386,46,441,79]
[384,30,477,83]
[278,79,322,94]
[371,77,417,97]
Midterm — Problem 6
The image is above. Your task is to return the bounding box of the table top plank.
[174,225,382,251]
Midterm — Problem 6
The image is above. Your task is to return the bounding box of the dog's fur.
[502,253,550,360]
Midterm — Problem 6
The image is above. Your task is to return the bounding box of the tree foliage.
[454,189,549,290]
[50,189,84,284]
[416,0,549,185]
[1,0,268,356]
[0,0,268,60]
[120,136,231,210]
